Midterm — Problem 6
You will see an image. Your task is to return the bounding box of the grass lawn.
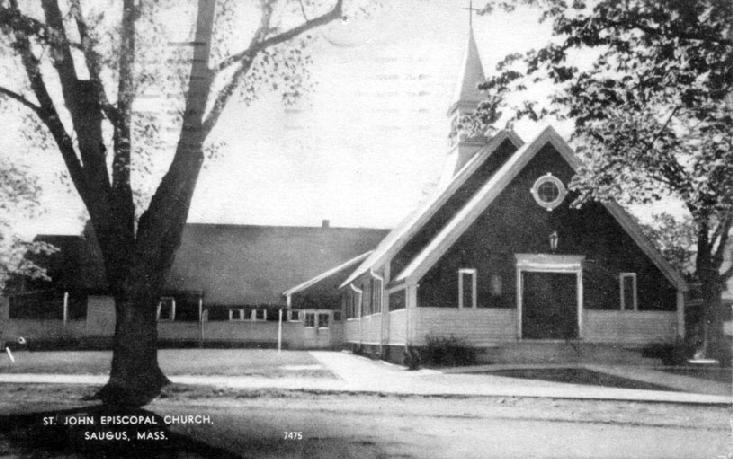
[482,368,676,391]
[0,349,335,379]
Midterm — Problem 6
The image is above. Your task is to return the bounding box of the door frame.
[515,254,584,340]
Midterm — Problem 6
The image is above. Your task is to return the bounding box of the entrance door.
[522,272,578,339]
[303,311,331,348]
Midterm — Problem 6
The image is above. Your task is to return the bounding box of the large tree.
[477,0,732,362]
[0,0,347,406]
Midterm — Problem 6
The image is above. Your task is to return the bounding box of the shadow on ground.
[0,405,239,458]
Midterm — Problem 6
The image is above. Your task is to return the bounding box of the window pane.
[461,272,474,308]
[623,276,635,310]
[318,314,329,328]
[304,313,315,327]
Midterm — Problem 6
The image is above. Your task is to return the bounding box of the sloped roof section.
[166,224,388,305]
[284,251,372,296]
[394,126,688,292]
[340,130,523,288]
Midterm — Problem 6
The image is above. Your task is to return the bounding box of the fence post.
[62,291,69,325]
[278,309,283,353]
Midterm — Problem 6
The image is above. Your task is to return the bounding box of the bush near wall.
[423,335,476,367]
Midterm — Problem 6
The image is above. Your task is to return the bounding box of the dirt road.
[156,393,730,458]
[1,384,729,458]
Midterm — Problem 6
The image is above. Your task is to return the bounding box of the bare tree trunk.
[96,287,170,406]
[696,222,731,366]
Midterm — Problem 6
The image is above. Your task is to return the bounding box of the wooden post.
[676,290,685,338]
[198,296,204,347]
[62,291,69,325]
[278,309,283,353]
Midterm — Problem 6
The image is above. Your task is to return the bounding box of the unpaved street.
[156,393,731,458]
[1,384,730,458]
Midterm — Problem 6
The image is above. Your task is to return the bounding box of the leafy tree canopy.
[477,0,732,283]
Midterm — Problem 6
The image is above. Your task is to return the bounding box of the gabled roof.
[393,126,688,292]
[284,251,372,296]
[340,130,524,288]
[166,224,388,305]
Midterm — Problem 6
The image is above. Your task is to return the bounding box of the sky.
[6,1,565,235]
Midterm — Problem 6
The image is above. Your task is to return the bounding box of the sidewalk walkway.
[0,351,730,406]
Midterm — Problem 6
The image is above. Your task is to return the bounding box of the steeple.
[440,15,488,187]
[449,24,485,117]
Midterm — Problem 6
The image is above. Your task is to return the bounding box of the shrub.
[423,335,476,367]
[641,337,695,366]
[403,346,422,370]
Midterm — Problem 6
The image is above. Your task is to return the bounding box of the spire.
[451,24,485,112]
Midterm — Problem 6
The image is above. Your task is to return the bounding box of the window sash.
[619,273,637,311]
[157,297,176,321]
[458,269,477,309]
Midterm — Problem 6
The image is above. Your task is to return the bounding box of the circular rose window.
[530,173,567,211]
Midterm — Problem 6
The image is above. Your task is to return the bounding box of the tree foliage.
[478,0,732,360]
[0,163,57,290]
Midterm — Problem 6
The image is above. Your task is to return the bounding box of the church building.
[292,23,688,360]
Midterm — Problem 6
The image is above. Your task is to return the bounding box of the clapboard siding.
[360,313,382,344]
[413,308,517,346]
[388,309,407,344]
[344,319,360,343]
[583,310,677,344]
[344,314,384,344]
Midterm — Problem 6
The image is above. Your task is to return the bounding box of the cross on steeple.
[462,0,481,27]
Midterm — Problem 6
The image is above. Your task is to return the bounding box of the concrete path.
[0,351,730,405]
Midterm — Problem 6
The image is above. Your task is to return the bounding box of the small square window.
[255,309,266,321]
[304,313,315,328]
[289,310,300,321]
[318,313,329,328]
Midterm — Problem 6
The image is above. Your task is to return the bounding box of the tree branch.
[712,210,733,270]
[68,0,119,126]
[0,86,41,113]
[7,0,86,197]
[214,0,342,72]
[203,0,342,133]
[202,60,252,134]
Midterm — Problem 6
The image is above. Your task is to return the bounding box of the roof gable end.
[393,126,687,292]
[340,130,524,288]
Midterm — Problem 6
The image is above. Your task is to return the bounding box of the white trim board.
[339,129,524,289]
[283,251,372,296]
[393,126,688,293]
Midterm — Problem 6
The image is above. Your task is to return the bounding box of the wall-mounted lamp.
[549,231,559,252]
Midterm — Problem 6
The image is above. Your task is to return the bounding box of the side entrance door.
[521,272,578,339]
[303,310,331,348]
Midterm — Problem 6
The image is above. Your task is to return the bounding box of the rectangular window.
[333,311,341,321]
[255,309,267,321]
[620,273,637,311]
[318,313,329,328]
[157,297,176,321]
[229,308,245,321]
[490,273,502,297]
[289,310,300,321]
[360,283,366,317]
[304,313,315,328]
[458,268,477,309]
